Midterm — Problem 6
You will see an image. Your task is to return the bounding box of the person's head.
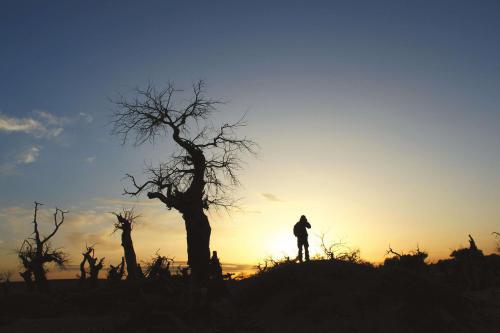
[299,215,307,222]
[212,250,218,258]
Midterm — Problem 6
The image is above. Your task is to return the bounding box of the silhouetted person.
[208,250,227,301]
[209,251,223,280]
[294,215,311,262]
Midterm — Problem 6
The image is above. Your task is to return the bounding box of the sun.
[264,232,298,259]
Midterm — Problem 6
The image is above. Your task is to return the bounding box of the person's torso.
[294,222,309,237]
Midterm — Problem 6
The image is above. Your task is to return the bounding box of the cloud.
[261,193,283,202]
[17,146,40,164]
[66,231,121,252]
[33,110,68,126]
[0,111,63,139]
[0,109,94,175]
[84,156,96,164]
[0,110,93,141]
[78,112,93,124]
[0,114,40,132]
[0,146,41,174]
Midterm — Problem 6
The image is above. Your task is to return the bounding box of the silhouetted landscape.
[2,1,500,332]
[1,232,499,332]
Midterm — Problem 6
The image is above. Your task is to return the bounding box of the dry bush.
[144,251,174,281]
[434,234,500,290]
[383,245,428,271]
[318,234,362,263]
[256,256,295,274]
[447,234,490,290]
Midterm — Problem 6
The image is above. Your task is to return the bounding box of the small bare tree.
[79,245,105,286]
[112,209,140,281]
[79,248,88,284]
[107,257,125,283]
[111,81,256,293]
[17,202,68,292]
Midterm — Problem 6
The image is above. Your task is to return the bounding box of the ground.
[1,260,499,332]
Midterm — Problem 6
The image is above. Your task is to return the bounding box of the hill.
[233,259,500,332]
[1,257,499,332]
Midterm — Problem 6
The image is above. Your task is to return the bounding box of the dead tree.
[79,249,88,284]
[107,257,125,283]
[145,252,173,281]
[17,202,68,292]
[112,209,140,281]
[19,270,34,291]
[80,245,105,286]
[112,81,256,295]
[77,246,90,284]
[468,234,478,252]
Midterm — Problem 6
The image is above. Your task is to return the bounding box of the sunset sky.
[1,1,500,277]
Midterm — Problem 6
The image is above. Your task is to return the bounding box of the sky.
[1,1,500,277]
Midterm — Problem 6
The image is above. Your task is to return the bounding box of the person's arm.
[305,221,311,228]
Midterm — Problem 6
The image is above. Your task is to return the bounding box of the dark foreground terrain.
[1,259,499,333]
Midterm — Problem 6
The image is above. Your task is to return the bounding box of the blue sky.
[1,1,500,272]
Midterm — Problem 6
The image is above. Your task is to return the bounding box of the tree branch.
[42,208,68,244]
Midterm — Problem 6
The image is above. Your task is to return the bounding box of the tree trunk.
[89,265,100,286]
[20,271,34,291]
[183,207,211,297]
[121,225,138,281]
[79,256,87,285]
[33,261,49,292]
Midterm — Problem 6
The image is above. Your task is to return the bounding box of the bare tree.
[107,257,125,283]
[112,209,140,281]
[17,202,68,292]
[111,81,256,294]
[79,245,105,286]
[79,248,88,284]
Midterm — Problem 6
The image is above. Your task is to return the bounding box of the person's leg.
[297,238,303,262]
[304,238,310,261]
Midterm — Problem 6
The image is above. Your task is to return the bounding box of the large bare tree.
[18,202,68,292]
[111,80,255,294]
